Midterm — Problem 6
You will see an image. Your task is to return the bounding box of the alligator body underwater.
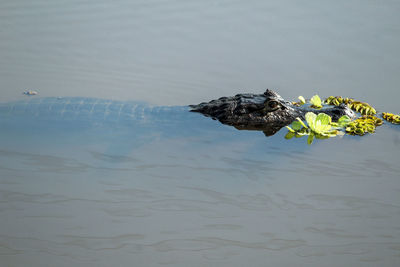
[0,95,228,161]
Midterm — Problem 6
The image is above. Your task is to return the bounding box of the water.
[1,0,400,266]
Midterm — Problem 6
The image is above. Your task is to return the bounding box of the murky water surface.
[1,1,400,266]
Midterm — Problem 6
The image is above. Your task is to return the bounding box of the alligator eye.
[266,100,280,110]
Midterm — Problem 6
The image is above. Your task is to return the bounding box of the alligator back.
[0,97,191,124]
[0,97,244,159]
[0,97,239,149]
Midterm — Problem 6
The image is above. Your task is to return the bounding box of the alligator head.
[190,89,356,136]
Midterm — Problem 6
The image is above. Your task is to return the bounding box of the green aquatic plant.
[305,112,336,135]
[285,92,400,143]
[325,96,376,115]
[325,96,354,106]
[292,94,323,109]
[292,96,306,106]
[310,95,323,109]
[348,101,376,115]
[285,112,350,144]
[298,96,306,105]
[345,115,383,136]
[382,112,400,124]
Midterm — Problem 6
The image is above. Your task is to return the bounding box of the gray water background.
[1,0,400,266]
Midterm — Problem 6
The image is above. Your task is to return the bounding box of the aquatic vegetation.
[310,95,323,109]
[292,94,323,109]
[324,96,354,106]
[285,112,349,144]
[304,112,337,135]
[348,101,376,115]
[345,115,383,136]
[382,112,400,124]
[285,107,385,142]
[292,96,306,106]
[297,95,306,105]
[325,96,376,115]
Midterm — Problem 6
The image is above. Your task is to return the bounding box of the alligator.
[190,89,356,136]
[0,89,356,138]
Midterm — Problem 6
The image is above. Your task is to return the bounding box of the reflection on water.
[1,0,400,266]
